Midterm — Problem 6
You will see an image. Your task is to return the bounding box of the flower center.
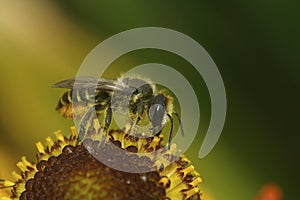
[20,145,166,200]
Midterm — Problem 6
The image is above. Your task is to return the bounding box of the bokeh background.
[0,1,299,199]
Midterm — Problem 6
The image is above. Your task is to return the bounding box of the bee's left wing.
[51,76,127,91]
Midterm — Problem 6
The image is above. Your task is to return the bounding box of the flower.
[0,126,202,200]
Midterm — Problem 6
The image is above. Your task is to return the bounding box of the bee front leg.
[132,117,141,136]
[132,101,144,136]
[166,114,174,149]
[104,107,112,132]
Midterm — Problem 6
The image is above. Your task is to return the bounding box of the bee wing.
[51,78,77,89]
[51,76,126,91]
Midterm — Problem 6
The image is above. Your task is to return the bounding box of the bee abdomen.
[56,90,73,119]
[56,91,71,108]
[56,89,101,120]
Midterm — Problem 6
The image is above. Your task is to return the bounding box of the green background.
[0,1,299,199]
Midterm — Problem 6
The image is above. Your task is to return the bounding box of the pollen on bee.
[57,104,73,119]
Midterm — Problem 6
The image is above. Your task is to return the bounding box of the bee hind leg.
[78,106,96,139]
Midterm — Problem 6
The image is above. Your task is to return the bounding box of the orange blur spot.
[254,184,282,200]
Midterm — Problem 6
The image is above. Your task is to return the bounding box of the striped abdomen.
[56,89,111,120]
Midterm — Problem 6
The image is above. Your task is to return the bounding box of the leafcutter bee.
[52,75,184,146]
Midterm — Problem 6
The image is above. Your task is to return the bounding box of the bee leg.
[133,102,145,136]
[167,114,174,149]
[173,112,184,136]
[152,127,162,137]
[131,117,140,137]
[103,107,112,132]
[78,106,96,139]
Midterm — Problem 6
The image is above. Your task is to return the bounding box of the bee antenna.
[173,112,184,137]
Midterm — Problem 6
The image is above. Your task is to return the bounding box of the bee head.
[148,94,167,129]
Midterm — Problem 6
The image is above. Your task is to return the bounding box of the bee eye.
[148,104,165,127]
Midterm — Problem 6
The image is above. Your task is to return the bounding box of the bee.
[52,75,184,146]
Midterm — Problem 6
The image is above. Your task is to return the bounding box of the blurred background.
[0,0,299,199]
